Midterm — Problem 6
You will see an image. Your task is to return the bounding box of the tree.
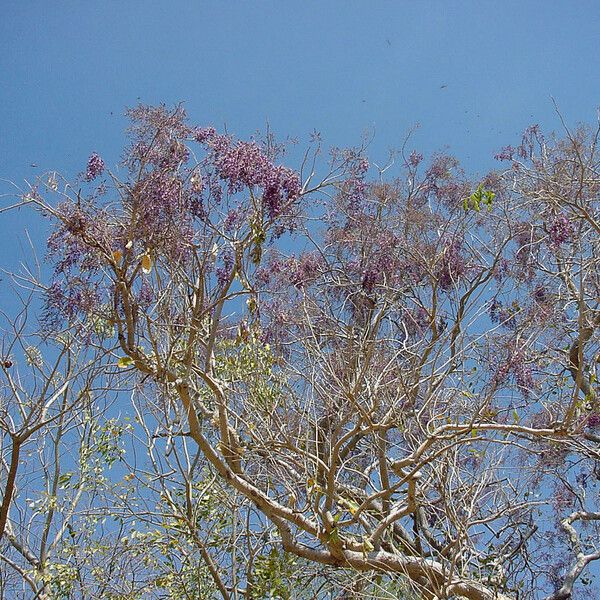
[2,105,599,599]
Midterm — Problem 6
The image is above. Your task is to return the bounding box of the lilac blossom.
[437,238,467,291]
[587,413,600,428]
[288,253,323,288]
[216,251,234,286]
[489,298,519,330]
[517,124,542,160]
[547,214,574,249]
[492,347,536,396]
[224,209,244,233]
[85,153,105,181]
[403,306,430,337]
[408,150,423,168]
[47,202,115,273]
[137,279,154,309]
[44,279,100,327]
[198,133,302,222]
[494,146,516,162]
[493,258,510,282]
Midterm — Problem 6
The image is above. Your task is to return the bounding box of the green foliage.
[463,183,495,212]
[92,307,115,338]
[39,562,78,599]
[250,548,296,600]
[215,333,284,411]
[117,356,134,368]
[66,413,132,489]
[250,216,267,265]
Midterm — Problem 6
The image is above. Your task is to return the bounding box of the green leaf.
[328,527,341,544]
[465,184,494,213]
[117,356,134,368]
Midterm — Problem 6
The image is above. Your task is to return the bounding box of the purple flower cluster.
[492,347,536,396]
[426,154,458,181]
[137,279,154,309]
[421,154,471,209]
[517,124,542,160]
[47,202,114,274]
[437,238,467,291]
[335,150,369,212]
[586,413,600,428]
[194,127,217,144]
[361,252,397,294]
[44,279,101,327]
[131,172,193,261]
[494,146,516,162]
[288,253,323,288]
[403,306,430,337]
[216,251,234,286]
[85,153,105,181]
[224,209,244,233]
[547,214,573,249]
[198,131,301,221]
[493,258,510,282]
[126,104,192,169]
[44,197,118,329]
[408,150,423,168]
[254,255,286,288]
[489,298,518,330]
[434,179,471,209]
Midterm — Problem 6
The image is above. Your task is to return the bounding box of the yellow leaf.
[112,250,123,263]
[141,254,152,274]
[117,356,134,368]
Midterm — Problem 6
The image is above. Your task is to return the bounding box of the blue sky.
[1,1,599,279]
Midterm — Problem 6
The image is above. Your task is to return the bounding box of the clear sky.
[1,0,599,278]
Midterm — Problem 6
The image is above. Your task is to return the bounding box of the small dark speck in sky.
[440,84,447,89]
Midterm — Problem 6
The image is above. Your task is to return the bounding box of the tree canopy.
[1,105,599,599]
